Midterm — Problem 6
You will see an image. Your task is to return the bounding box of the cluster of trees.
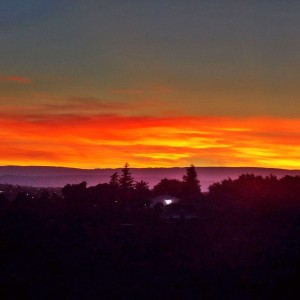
[61,163,202,211]
[0,163,203,225]
[1,165,300,298]
[152,164,201,202]
[208,173,300,212]
[1,164,300,218]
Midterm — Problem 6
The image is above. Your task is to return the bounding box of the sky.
[0,0,299,168]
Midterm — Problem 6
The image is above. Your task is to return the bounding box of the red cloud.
[0,75,32,84]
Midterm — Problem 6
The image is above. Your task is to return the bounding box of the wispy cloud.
[0,94,174,120]
[0,75,32,84]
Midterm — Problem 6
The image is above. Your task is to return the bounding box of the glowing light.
[164,199,173,205]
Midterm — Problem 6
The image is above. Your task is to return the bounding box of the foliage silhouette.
[153,178,183,198]
[182,164,201,204]
[109,171,119,187]
[119,162,134,191]
[0,170,300,299]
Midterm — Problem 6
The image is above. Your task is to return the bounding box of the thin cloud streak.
[0,94,175,120]
[0,75,32,84]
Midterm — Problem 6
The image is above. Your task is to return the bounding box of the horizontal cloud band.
[0,111,299,169]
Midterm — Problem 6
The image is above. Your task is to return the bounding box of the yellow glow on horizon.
[235,148,280,158]
[257,159,300,169]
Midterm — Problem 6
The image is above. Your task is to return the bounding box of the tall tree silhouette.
[182,164,201,204]
[119,163,134,190]
[119,163,134,206]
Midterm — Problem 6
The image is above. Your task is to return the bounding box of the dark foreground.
[1,207,300,299]
[1,173,300,299]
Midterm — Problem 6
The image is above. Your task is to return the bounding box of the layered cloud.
[0,107,299,169]
[0,94,176,119]
[0,75,32,84]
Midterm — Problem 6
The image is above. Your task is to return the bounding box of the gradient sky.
[0,0,299,168]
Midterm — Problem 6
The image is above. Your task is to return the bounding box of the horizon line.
[1,165,299,171]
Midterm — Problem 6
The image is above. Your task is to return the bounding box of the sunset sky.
[0,0,299,168]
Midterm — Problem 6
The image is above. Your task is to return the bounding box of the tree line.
[1,164,300,298]
[1,163,299,217]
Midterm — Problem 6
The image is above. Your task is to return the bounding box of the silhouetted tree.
[109,172,119,187]
[108,172,120,206]
[134,180,149,191]
[133,180,151,208]
[87,183,117,219]
[62,181,87,197]
[119,163,134,191]
[118,163,134,206]
[1,174,300,299]
[153,178,183,198]
[62,181,87,206]
[182,165,201,204]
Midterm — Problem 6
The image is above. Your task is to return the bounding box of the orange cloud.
[0,75,32,84]
[0,111,299,169]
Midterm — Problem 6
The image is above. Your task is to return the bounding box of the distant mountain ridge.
[0,166,299,191]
